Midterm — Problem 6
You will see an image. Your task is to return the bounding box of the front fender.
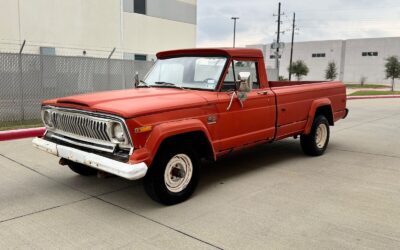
[304,98,332,135]
[131,119,216,166]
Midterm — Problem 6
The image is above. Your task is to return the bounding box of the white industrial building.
[247,37,400,84]
[0,0,196,60]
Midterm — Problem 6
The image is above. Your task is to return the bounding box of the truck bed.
[268,81,347,140]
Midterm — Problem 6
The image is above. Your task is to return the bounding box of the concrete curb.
[347,95,400,100]
[0,127,45,141]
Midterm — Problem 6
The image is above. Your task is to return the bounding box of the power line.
[297,18,400,23]
[295,4,400,13]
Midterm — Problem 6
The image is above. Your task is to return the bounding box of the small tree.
[360,76,367,86]
[385,56,400,91]
[288,60,309,81]
[278,76,288,81]
[325,61,338,81]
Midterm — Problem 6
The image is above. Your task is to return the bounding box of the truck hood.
[46,88,208,118]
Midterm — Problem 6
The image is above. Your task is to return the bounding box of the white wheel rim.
[164,154,193,193]
[315,124,328,149]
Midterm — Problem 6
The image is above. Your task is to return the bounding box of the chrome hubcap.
[164,154,193,193]
[315,124,328,149]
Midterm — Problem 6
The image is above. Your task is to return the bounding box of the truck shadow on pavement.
[59,139,317,207]
[105,139,310,205]
[197,139,305,192]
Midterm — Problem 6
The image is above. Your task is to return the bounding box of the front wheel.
[300,115,330,156]
[143,143,200,205]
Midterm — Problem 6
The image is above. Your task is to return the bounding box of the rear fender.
[304,98,332,135]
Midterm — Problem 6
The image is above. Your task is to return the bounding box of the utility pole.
[18,40,26,122]
[289,12,296,81]
[274,2,284,77]
[231,17,239,48]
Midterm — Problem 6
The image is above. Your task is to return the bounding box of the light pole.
[231,17,239,48]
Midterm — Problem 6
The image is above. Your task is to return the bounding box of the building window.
[362,51,378,57]
[135,54,147,61]
[269,55,281,59]
[134,0,146,15]
[40,47,55,55]
[312,53,326,58]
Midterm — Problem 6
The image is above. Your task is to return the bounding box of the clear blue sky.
[197,0,400,47]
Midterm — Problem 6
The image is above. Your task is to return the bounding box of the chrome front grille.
[52,112,111,142]
[42,107,133,154]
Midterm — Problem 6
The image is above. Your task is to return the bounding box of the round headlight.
[42,110,53,127]
[112,123,125,142]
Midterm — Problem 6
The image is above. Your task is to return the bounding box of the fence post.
[123,60,127,89]
[107,48,116,90]
[18,40,26,122]
[39,54,44,99]
[107,60,111,90]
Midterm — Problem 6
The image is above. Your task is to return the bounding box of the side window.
[221,60,259,91]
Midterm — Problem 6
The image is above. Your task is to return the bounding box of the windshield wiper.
[153,81,185,89]
[137,80,150,88]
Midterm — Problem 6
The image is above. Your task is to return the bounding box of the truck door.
[216,59,276,151]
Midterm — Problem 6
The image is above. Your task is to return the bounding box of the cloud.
[197,0,400,47]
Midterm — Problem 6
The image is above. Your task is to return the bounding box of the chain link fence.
[0,53,154,123]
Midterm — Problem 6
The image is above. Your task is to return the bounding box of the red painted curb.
[347,95,400,100]
[0,127,46,141]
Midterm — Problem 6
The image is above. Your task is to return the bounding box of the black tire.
[68,162,97,176]
[300,115,330,156]
[143,143,200,205]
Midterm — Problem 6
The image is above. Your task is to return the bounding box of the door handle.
[257,90,268,95]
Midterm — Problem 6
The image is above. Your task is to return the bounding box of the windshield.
[143,57,227,90]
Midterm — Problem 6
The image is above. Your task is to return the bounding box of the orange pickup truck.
[33,48,348,204]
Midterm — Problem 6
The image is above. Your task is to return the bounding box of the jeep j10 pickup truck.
[33,48,348,205]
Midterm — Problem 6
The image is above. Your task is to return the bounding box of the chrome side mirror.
[237,72,251,92]
[237,72,251,102]
[226,72,253,111]
[134,72,139,88]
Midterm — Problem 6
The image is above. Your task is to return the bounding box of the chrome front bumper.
[32,138,147,180]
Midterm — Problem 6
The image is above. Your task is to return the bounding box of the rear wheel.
[68,162,97,176]
[300,115,330,156]
[144,143,200,205]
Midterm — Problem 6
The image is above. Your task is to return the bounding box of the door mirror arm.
[226,91,244,111]
[134,72,140,88]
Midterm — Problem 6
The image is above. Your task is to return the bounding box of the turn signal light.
[134,126,152,134]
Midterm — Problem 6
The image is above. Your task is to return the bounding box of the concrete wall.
[122,13,196,56]
[0,0,196,58]
[280,40,344,81]
[248,37,400,84]
[343,38,400,84]
[147,0,196,24]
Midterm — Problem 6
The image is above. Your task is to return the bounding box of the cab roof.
[156,48,264,59]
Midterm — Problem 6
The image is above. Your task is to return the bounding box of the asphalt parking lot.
[1,98,400,249]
